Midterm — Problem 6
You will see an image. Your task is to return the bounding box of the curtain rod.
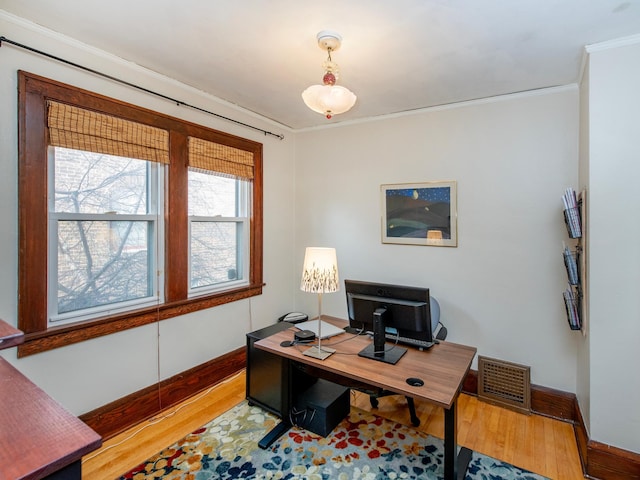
[0,35,285,140]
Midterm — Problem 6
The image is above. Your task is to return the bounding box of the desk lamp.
[300,247,339,360]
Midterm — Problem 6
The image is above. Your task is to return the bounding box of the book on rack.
[563,245,579,285]
[563,286,581,330]
[562,187,582,238]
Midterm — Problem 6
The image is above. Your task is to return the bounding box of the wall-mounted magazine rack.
[561,188,586,334]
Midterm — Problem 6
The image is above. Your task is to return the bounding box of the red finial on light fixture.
[323,72,336,86]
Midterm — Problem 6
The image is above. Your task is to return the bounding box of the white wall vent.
[478,356,531,414]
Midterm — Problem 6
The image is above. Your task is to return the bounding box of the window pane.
[190,222,241,289]
[188,169,237,217]
[54,147,149,214]
[56,220,152,315]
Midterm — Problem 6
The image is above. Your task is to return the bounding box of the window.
[186,136,255,296]
[18,71,263,356]
[188,170,249,295]
[50,148,163,325]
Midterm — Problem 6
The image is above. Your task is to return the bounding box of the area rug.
[120,401,549,480]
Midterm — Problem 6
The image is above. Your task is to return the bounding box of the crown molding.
[0,10,292,137]
[585,33,640,53]
[294,84,578,133]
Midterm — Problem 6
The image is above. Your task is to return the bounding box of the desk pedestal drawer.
[246,323,291,416]
[246,323,315,417]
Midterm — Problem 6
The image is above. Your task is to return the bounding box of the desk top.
[0,357,102,479]
[0,319,24,351]
[255,316,476,410]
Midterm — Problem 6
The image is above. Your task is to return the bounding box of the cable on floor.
[81,370,244,463]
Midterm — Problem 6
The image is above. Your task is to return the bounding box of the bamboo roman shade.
[47,100,170,164]
[188,136,254,180]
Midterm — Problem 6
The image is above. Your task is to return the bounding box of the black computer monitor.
[344,279,432,364]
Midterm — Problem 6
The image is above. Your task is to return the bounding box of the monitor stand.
[358,343,407,365]
[357,307,407,364]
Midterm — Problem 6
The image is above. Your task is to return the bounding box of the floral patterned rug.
[120,401,549,479]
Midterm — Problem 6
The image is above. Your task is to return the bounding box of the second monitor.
[344,279,433,365]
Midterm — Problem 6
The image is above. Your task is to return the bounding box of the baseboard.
[585,440,640,479]
[463,369,640,479]
[79,346,246,440]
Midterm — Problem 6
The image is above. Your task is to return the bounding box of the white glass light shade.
[300,247,339,293]
[302,85,357,118]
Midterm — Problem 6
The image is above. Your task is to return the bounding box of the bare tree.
[53,149,243,316]
[54,149,151,314]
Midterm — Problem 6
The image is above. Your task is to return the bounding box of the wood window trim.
[17,71,263,358]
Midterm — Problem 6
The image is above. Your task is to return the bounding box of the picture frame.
[381,181,457,247]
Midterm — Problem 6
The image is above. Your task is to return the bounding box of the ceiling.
[1,1,640,130]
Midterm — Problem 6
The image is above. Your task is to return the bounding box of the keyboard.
[385,332,434,350]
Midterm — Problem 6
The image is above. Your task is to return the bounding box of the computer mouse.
[406,377,424,387]
[280,340,295,347]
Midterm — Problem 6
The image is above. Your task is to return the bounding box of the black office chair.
[366,297,447,427]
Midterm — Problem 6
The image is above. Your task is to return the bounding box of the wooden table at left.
[0,319,102,479]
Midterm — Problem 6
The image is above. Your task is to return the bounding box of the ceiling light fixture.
[302,31,357,120]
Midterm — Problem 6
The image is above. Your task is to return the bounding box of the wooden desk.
[0,320,102,479]
[255,317,476,480]
[0,319,24,350]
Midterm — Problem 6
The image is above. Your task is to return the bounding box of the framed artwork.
[381,181,457,247]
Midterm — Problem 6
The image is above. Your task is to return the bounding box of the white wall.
[0,13,297,414]
[294,89,581,392]
[586,39,640,453]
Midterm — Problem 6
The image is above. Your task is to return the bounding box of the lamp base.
[303,345,336,360]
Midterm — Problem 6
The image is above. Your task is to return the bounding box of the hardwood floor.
[351,389,584,479]
[81,372,246,480]
[82,370,584,479]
